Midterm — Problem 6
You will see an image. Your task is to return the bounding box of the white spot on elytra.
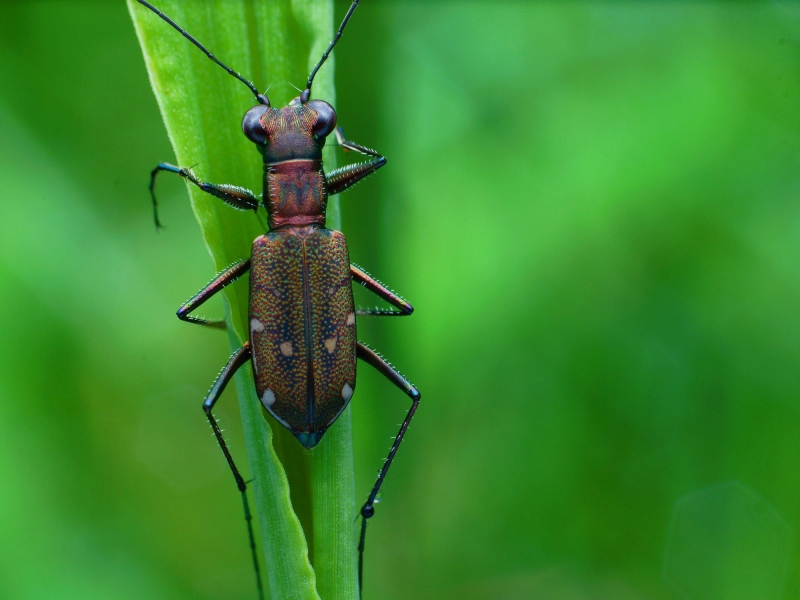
[342,383,353,402]
[261,389,276,408]
[324,336,338,354]
[280,341,294,356]
[250,318,265,333]
[252,351,258,374]
[346,312,355,326]
[328,286,336,295]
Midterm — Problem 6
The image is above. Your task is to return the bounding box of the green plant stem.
[127,1,357,598]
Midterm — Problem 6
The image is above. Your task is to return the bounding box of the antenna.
[301,0,360,103]
[136,0,270,106]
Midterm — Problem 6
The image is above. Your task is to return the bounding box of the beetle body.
[250,226,356,448]
[244,100,356,449]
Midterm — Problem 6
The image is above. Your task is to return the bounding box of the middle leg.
[177,259,251,329]
[351,263,414,316]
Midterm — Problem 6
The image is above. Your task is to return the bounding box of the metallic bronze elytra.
[138,1,419,598]
[249,226,357,447]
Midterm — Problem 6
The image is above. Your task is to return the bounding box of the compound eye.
[242,105,269,145]
[308,100,337,138]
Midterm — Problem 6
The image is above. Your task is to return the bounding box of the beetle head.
[241,99,337,150]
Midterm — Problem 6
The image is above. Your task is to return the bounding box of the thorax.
[264,159,327,229]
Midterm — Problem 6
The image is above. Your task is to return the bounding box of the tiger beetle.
[137,0,419,597]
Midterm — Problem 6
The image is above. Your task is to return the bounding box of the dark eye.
[308,100,337,138]
[242,105,269,145]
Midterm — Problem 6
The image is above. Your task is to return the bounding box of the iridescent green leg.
[149,162,259,228]
[335,126,382,157]
[325,128,386,196]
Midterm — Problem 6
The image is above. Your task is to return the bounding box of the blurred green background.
[2,2,800,599]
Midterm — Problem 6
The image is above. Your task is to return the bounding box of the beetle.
[136,0,420,597]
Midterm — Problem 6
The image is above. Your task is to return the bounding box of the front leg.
[149,162,260,228]
[334,126,381,157]
[177,259,251,329]
[325,127,386,196]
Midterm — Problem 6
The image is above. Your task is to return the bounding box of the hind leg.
[201,342,264,600]
[355,342,420,592]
